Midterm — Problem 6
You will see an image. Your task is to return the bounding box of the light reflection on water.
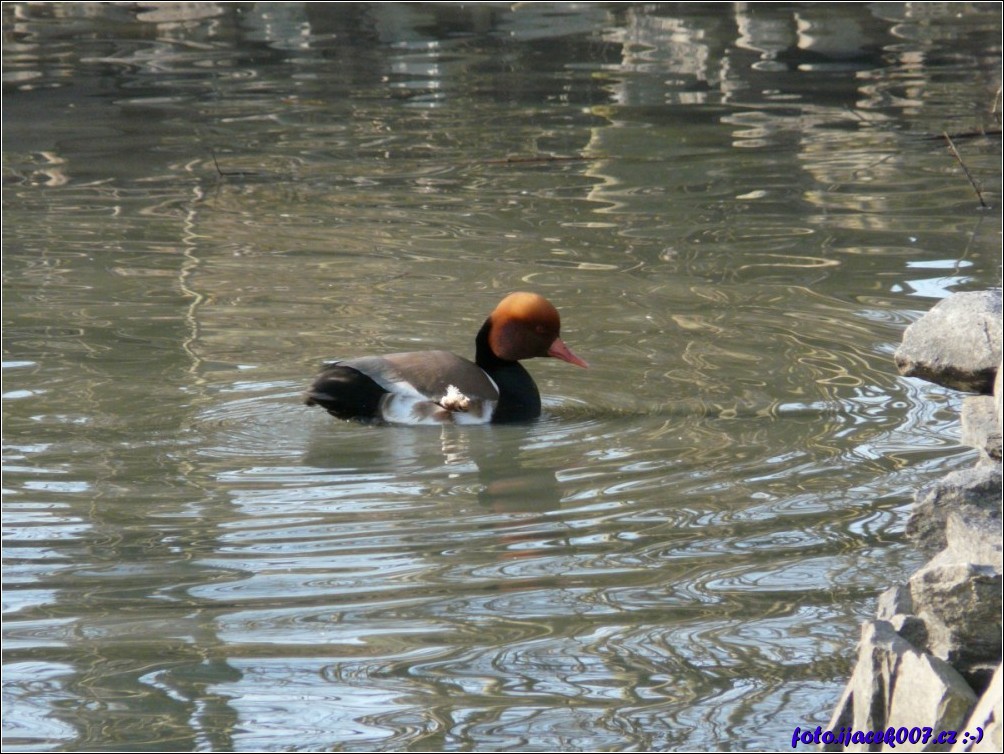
[3,2,999,752]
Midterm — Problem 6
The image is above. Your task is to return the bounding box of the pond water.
[3,3,1001,751]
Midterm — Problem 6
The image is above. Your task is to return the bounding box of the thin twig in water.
[481,154,596,165]
[942,131,988,208]
[210,148,260,178]
[211,148,226,177]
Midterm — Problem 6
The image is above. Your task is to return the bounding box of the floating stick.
[942,131,988,208]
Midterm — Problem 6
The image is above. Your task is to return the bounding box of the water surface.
[3,3,1001,751]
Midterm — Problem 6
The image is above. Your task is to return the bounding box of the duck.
[304,292,587,424]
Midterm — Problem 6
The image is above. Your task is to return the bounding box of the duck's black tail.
[304,364,386,420]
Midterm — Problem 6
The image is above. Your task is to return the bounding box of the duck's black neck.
[475,320,541,422]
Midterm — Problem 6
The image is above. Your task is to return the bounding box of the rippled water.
[3,3,1001,751]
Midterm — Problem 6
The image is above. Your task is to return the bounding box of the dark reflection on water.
[3,2,1000,752]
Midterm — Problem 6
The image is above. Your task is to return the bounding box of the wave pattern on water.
[4,2,999,751]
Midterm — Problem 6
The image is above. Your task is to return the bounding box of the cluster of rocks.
[824,290,1003,752]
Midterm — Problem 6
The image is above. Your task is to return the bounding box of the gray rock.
[877,583,914,619]
[889,613,931,650]
[877,522,1001,693]
[907,552,1002,692]
[906,465,1003,555]
[824,620,977,752]
[876,585,931,647]
[945,506,1003,570]
[886,650,978,751]
[996,360,1003,434]
[895,290,1002,394]
[952,663,1003,752]
[961,396,1003,461]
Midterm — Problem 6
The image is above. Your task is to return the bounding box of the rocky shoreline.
[823,290,1003,752]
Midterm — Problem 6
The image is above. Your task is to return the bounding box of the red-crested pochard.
[304,292,587,424]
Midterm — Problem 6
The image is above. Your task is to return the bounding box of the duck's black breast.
[483,361,541,423]
[473,319,542,423]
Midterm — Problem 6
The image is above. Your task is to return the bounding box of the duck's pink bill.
[548,337,589,368]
